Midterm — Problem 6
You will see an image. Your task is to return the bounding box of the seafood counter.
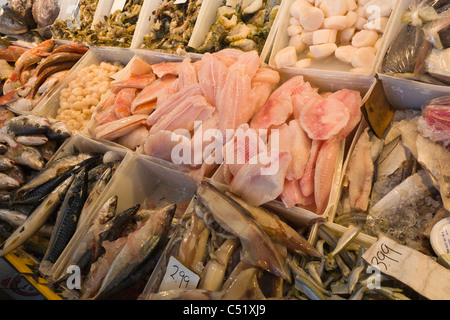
[0,0,448,302]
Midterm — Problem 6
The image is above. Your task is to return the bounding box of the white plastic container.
[269,0,406,83]
[379,73,450,110]
[430,217,450,257]
[32,47,135,120]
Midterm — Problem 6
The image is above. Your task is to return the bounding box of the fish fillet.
[198,53,227,107]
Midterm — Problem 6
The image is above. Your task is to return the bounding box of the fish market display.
[56,61,124,132]
[51,0,100,43]
[0,40,89,112]
[382,1,449,85]
[273,0,394,73]
[195,0,281,54]
[223,75,362,214]
[86,0,143,48]
[92,49,281,183]
[141,0,203,55]
[337,100,450,254]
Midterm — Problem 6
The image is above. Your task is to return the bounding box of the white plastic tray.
[269,0,407,82]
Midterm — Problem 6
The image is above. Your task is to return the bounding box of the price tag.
[362,235,450,300]
[158,256,200,292]
[110,0,127,15]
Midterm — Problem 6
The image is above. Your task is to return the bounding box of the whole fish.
[45,120,72,141]
[5,114,50,136]
[33,52,83,77]
[14,153,101,202]
[196,181,290,280]
[0,45,28,62]
[0,172,19,190]
[0,5,28,35]
[15,134,48,146]
[0,175,73,257]
[29,62,76,99]
[8,39,54,82]
[0,156,14,170]
[62,195,118,277]
[51,43,89,55]
[78,167,114,228]
[5,165,24,184]
[94,204,176,299]
[39,169,89,275]
[0,208,53,237]
[5,142,44,171]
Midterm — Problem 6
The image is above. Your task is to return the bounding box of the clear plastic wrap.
[381,0,450,85]
[418,95,450,148]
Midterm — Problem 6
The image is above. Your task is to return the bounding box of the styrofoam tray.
[269,0,407,81]
[32,47,135,120]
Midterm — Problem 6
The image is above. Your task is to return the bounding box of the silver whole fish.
[0,175,73,257]
[0,172,19,190]
[5,115,50,136]
[0,208,53,237]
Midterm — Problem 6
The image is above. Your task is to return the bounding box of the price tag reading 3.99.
[370,242,402,272]
[158,256,200,292]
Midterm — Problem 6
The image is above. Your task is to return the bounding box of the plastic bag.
[381,0,450,85]
[418,95,450,148]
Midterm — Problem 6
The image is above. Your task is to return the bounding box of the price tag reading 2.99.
[158,256,200,292]
[370,242,403,271]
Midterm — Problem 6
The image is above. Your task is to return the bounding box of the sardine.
[15,134,48,146]
[196,181,289,280]
[39,169,89,275]
[0,175,73,257]
[46,120,72,141]
[0,208,53,237]
[0,5,28,35]
[5,142,44,171]
[0,156,14,170]
[5,114,50,136]
[94,204,176,299]
[0,172,19,190]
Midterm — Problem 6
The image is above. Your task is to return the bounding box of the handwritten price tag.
[158,256,200,292]
[363,235,450,300]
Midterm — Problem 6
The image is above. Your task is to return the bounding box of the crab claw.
[94,114,148,141]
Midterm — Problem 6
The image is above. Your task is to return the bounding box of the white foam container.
[269,0,407,86]
[50,138,198,283]
[32,47,135,121]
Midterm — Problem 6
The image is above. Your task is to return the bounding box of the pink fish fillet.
[114,88,137,118]
[212,48,245,67]
[230,151,292,207]
[299,98,350,140]
[314,138,339,215]
[111,73,156,90]
[216,68,254,132]
[198,53,227,107]
[94,114,148,141]
[347,129,374,211]
[328,89,363,140]
[280,179,314,209]
[130,58,153,77]
[147,84,203,126]
[299,139,323,197]
[251,68,281,113]
[228,50,261,80]
[150,61,181,78]
[286,119,311,181]
[292,89,323,119]
[130,75,177,114]
[178,58,198,90]
[142,130,191,164]
[149,95,215,135]
[250,76,311,130]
